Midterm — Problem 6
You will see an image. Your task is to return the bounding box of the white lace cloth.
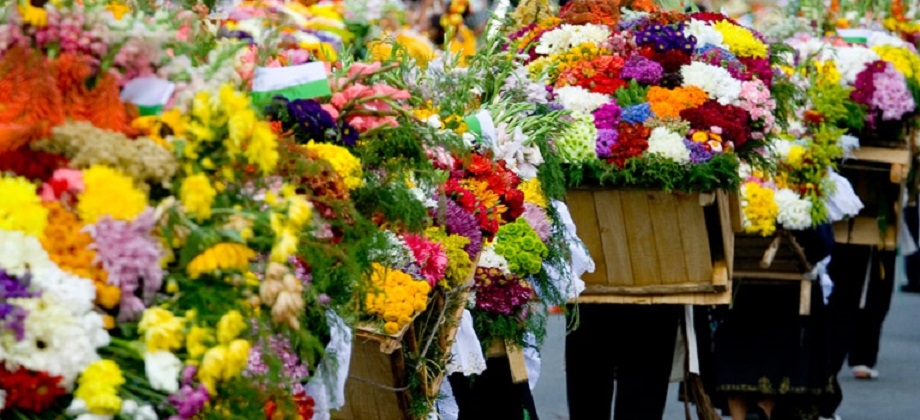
[446,310,488,376]
[824,168,864,223]
[305,311,352,420]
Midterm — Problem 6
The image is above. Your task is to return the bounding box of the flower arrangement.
[513,8,785,192]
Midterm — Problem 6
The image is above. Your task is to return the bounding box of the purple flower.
[472,268,533,315]
[245,335,310,392]
[595,129,619,158]
[0,269,36,299]
[869,62,916,121]
[620,55,664,85]
[265,97,339,145]
[684,139,714,163]
[432,199,482,259]
[636,22,695,53]
[521,204,551,242]
[168,384,210,419]
[0,304,28,341]
[317,293,331,305]
[89,209,164,322]
[593,102,622,130]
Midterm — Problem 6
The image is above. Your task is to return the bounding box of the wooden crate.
[833,146,911,250]
[333,273,475,420]
[733,231,816,315]
[565,188,735,305]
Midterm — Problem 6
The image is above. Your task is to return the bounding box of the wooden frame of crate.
[834,143,913,251]
[332,257,479,420]
[565,188,737,305]
[733,231,817,315]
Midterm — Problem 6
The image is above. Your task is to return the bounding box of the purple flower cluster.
[245,335,310,392]
[0,269,36,341]
[636,22,696,53]
[620,55,664,85]
[595,129,620,158]
[619,17,649,31]
[851,62,883,106]
[684,139,714,163]
[168,366,210,420]
[622,103,652,124]
[521,204,551,242]
[472,267,533,315]
[433,199,482,259]
[288,255,313,286]
[870,62,916,121]
[89,209,164,323]
[266,97,340,145]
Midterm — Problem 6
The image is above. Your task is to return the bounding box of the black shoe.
[901,283,920,293]
[747,406,769,420]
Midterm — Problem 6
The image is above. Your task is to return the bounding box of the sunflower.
[18,0,52,27]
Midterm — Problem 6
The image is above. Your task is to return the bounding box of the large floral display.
[2,0,920,419]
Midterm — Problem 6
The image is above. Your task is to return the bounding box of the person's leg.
[566,304,618,420]
[613,304,681,420]
[849,249,896,371]
[902,204,920,292]
[820,244,871,416]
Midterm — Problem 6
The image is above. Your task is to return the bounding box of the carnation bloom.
[741,181,779,236]
[646,127,691,164]
[403,233,448,287]
[77,165,147,224]
[138,307,185,353]
[180,173,217,222]
[0,175,48,238]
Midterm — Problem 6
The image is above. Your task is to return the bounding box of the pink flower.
[40,169,84,202]
[403,234,447,287]
[345,62,382,80]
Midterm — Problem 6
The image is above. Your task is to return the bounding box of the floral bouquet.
[509,7,783,192]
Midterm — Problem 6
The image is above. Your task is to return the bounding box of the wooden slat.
[505,341,529,384]
[593,190,634,287]
[711,259,729,292]
[733,271,808,281]
[728,191,743,232]
[717,191,735,278]
[571,285,731,305]
[676,192,713,284]
[799,280,811,316]
[848,216,886,247]
[649,192,688,285]
[620,191,661,286]
[583,283,718,295]
[566,190,607,286]
[851,146,911,165]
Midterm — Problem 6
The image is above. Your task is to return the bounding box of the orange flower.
[461,179,500,210]
[41,202,115,308]
[647,86,708,118]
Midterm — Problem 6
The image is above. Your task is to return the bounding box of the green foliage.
[565,153,741,193]
[614,79,650,108]
[808,81,867,131]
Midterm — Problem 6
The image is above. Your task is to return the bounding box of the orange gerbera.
[461,179,500,210]
[647,86,708,118]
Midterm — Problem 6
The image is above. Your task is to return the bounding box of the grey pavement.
[533,266,920,420]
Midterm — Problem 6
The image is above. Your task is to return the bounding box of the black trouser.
[820,244,896,416]
[449,356,539,420]
[565,304,681,420]
[904,205,920,288]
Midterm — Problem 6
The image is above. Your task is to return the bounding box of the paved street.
[533,266,920,420]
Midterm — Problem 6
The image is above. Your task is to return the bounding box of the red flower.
[467,154,493,176]
[679,101,751,148]
[445,179,478,211]
[607,123,650,167]
[804,110,825,125]
[0,148,68,182]
[0,367,66,413]
[504,188,526,220]
[641,48,691,73]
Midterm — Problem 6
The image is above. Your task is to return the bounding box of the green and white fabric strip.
[252,61,332,107]
[837,29,871,44]
[463,109,497,146]
[121,77,175,117]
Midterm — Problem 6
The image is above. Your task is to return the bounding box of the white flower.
[646,127,691,164]
[369,231,414,268]
[121,400,159,420]
[868,31,908,48]
[144,351,182,393]
[685,19,726,50]
[410,187,438,208]
[680,62,742,105]
[426,114,442,129]
[774,188,813,230]
[837,134,860,159]
[535,24,610,55]
[477,243,511,275]
[461,132,477,147]
[0,229,54,277]
[738,162,753,180]
[3,296,102,390]
[769,139,794,161]
[554,86,611,114]
[492,123,543,180]
[28,264,97,316]
[833,47,881,84]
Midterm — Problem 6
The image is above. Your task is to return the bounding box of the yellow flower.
[18,1,49,27]
[74,359,125,415]
[368,31,436,68]
[198,339,251,395]
[285,193,313,229]
[186,243,256,279]
[186,326,213,361]
[873,45,920,84]
[365,263,431,335]
[106,1,130,20]
[814,61,841,85]
[180,173,217,222]
[304,141,363,190]
[0,175,48,238]
[461,179,500,209]
[269,228,299,263]
[77,166,147,224]
[786,145,807,168]
[713,20,768,59]
[138,307,186,353]
[519,178,548,208]
[247,122,280,174]
[741,182,779,236]
[216,310,247,344]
